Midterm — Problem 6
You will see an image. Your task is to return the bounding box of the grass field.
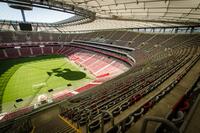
[0,55,94,112]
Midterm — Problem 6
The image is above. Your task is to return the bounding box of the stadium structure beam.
[41,23,49,32]
[11,24,18,31]
[54,27,63,33]
[35,24,38,32]
[0,20,5,31]
[20,9,26,22]
[89,0,182,8]
[8,22,12,31]
[99,17,200,26]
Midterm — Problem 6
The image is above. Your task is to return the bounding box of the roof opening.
[0,2,74,23]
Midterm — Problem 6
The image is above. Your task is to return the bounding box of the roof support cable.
[108,6,111,14]
[124,3,127,10]
[11,24,18,31]
[114,0,117,6]
[136,0,139,4]
[195,3,200,10]
[55,27,63,33]
[95,0,101,8]
[147,8,149,18]
[165,0,169,3]
[163,0,170,18]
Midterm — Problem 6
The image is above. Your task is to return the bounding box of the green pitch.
[0,55,94,112]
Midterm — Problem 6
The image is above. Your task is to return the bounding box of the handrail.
[58,115,82,133]
[100,110,114,133]
[141,116,180,133]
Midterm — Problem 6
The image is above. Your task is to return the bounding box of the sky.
[0,2,74,23]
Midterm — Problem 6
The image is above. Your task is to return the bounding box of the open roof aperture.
[0,2,74,23]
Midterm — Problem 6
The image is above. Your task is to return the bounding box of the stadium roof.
[0,0,200,32]
[59,19,184,32]
[59,0,200,24]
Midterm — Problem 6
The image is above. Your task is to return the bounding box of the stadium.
[0,0,200,133]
